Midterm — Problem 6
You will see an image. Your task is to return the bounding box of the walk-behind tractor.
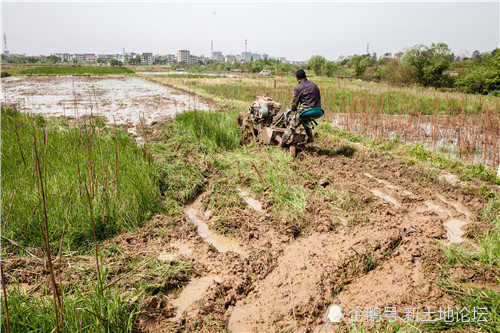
[237,96,324,157]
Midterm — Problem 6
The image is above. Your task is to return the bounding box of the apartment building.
[177,50,190,63]
[141,52,153,65]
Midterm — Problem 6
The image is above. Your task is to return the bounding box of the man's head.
[296,69,306,81]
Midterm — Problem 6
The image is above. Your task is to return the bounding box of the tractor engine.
[249,96,282,125]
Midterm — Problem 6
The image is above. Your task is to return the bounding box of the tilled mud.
[112,138,484,332]
[3,126,488,332]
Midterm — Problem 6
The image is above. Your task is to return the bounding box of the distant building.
[252,53,261,61]
[84,53,96,63]
[214,54,224,62]
[55,53,72,62]
[141,52,153,65]
[118,53,131,63]
[224,55,236,63]
[236,54,242,62]
[72,54,86,62]
[241,51,252,62]
[97,54,117,63]
[262,54,269,60]
[211,51,223,59]
[189,55,203,65]
[177,50,190,63]
[278,57,287,63]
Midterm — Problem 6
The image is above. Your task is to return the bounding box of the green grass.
[1,108,159,252]
[175,109,241,151]
[150,107,241,209]
[153,75,499,115]
[436,194,500,332]
[445,194,500,268]
[2,281,138,332]
[212,146,309,231]
[16,66,134,75]
[461,164,500,184]
[149,107,317,236]
[426,281,500,332]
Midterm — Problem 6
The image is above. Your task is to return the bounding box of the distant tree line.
[306,43,499,95]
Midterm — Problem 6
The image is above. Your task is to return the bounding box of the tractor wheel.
[289,145,297,157]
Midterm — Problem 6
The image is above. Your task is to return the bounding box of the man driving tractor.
[280,69,322,146]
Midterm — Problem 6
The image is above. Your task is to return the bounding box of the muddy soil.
[1,75,210,135]
[3,119,491,332]
[112,134,485,332]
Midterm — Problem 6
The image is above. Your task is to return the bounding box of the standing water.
[1,75,210,135]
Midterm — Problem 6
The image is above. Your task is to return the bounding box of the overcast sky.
[2,1,499,61]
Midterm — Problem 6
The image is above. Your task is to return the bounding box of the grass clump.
[150,108,241,207]
[1,283,138,332]
[128,258,195,295]
[437,194,500,331]
[16,66,134,75]
[175,109,241,151]
[461,164,500,185]
[476,195,500,267]
[1,107,159,252]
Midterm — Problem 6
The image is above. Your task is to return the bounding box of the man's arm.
[290,86,300,111]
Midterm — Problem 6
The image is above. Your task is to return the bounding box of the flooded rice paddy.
[330,112,499,169]
[1,75,210,135]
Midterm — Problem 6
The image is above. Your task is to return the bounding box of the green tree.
[47,55,61,63]
[308,55,326,76]
[456,49,500,94]
[402,43,453,87]
[349,55,370,79]
[109,59,123,67]
[154,56,165,65]
[323,61,338,77]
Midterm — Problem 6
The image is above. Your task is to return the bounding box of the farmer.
[280,69,321,146]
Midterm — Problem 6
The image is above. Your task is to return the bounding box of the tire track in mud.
[221,150,477,332]
[362,171,471,244]
[157,187,272,322]
[125,144,481,332]
[228,228,403,332]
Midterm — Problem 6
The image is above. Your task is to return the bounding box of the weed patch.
[1,281,138,332]
[1,108,159,251]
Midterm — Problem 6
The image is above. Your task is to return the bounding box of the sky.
[2,1,499,61]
